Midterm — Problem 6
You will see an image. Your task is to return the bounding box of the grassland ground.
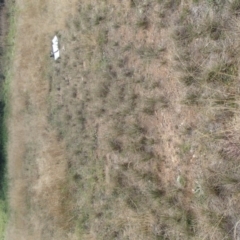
[5,0,240,239]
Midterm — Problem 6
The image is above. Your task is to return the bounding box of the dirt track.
[6,0,78,239]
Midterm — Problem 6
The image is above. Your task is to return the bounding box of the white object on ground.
[52,35,60,60]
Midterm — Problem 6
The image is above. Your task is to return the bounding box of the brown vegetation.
[6,0,240,239]
[6,0,78,239]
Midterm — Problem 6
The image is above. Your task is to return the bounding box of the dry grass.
[5,0,240,239]
[6,0,78,239]
[47,0,240,239]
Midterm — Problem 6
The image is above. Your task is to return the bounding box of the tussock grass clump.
[205,63,238,84]
[230,0,240,14]
[142,97,157,115]
[141,96,169,115]
[158,95,169,108]
[206,20,223,40]
[137,46,166,59]
[94,79,111,98]
[165,0,181,8]
[183,91,201,105]
[199,15,225,40]
[221,137,240,161]
[173,25,196,46]
[136,17,149,29]
[181,75,196,86]
[125,123,146,140]
[93,15,106,25]
[108,138,123,152]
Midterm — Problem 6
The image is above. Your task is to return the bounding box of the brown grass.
[6,0,240,239]
[6,0,78,239]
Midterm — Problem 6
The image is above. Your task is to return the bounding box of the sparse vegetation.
[5,0,240,239]
[205,63,238,84]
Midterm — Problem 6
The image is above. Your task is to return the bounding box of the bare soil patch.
[6,0,78,239]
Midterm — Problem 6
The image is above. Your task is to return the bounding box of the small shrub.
[0,47,3,56]
[130,0,137,7]
[142,96,169,114]
[95,80,110,98]
[94,15,105,25]
[123,68,134,77]
[126,123,146,137]
[136,17,149,29]
[214,109,235,123]
[221,138,240,161]
[73,19,81,30]
[178,143,191,157]
[117,58,126,68]
[186,65,201,76]
[173,25,196,46]
[206,63,238,84]
[202,19,223,40]
[206,0,226,7]
[97,30,108,46]
[125,186,144,210]
[163,0,181,11]
[142,97,157,115]
[0,74,5,81]
[183,92,201,105]
[112,121,125,136]
[108,139,123,152]
[231,0,240,15]
[137,46,165,59]
[141,151,155,161]
[213,95,237,108]
[208,21,222,40]
[151,189,166,199]
[185,210,197,235]
[72,88,77,98]
[181,75,195,86]
[158,95,169,108]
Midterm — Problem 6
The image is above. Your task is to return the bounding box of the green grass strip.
[0,1,17,239]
